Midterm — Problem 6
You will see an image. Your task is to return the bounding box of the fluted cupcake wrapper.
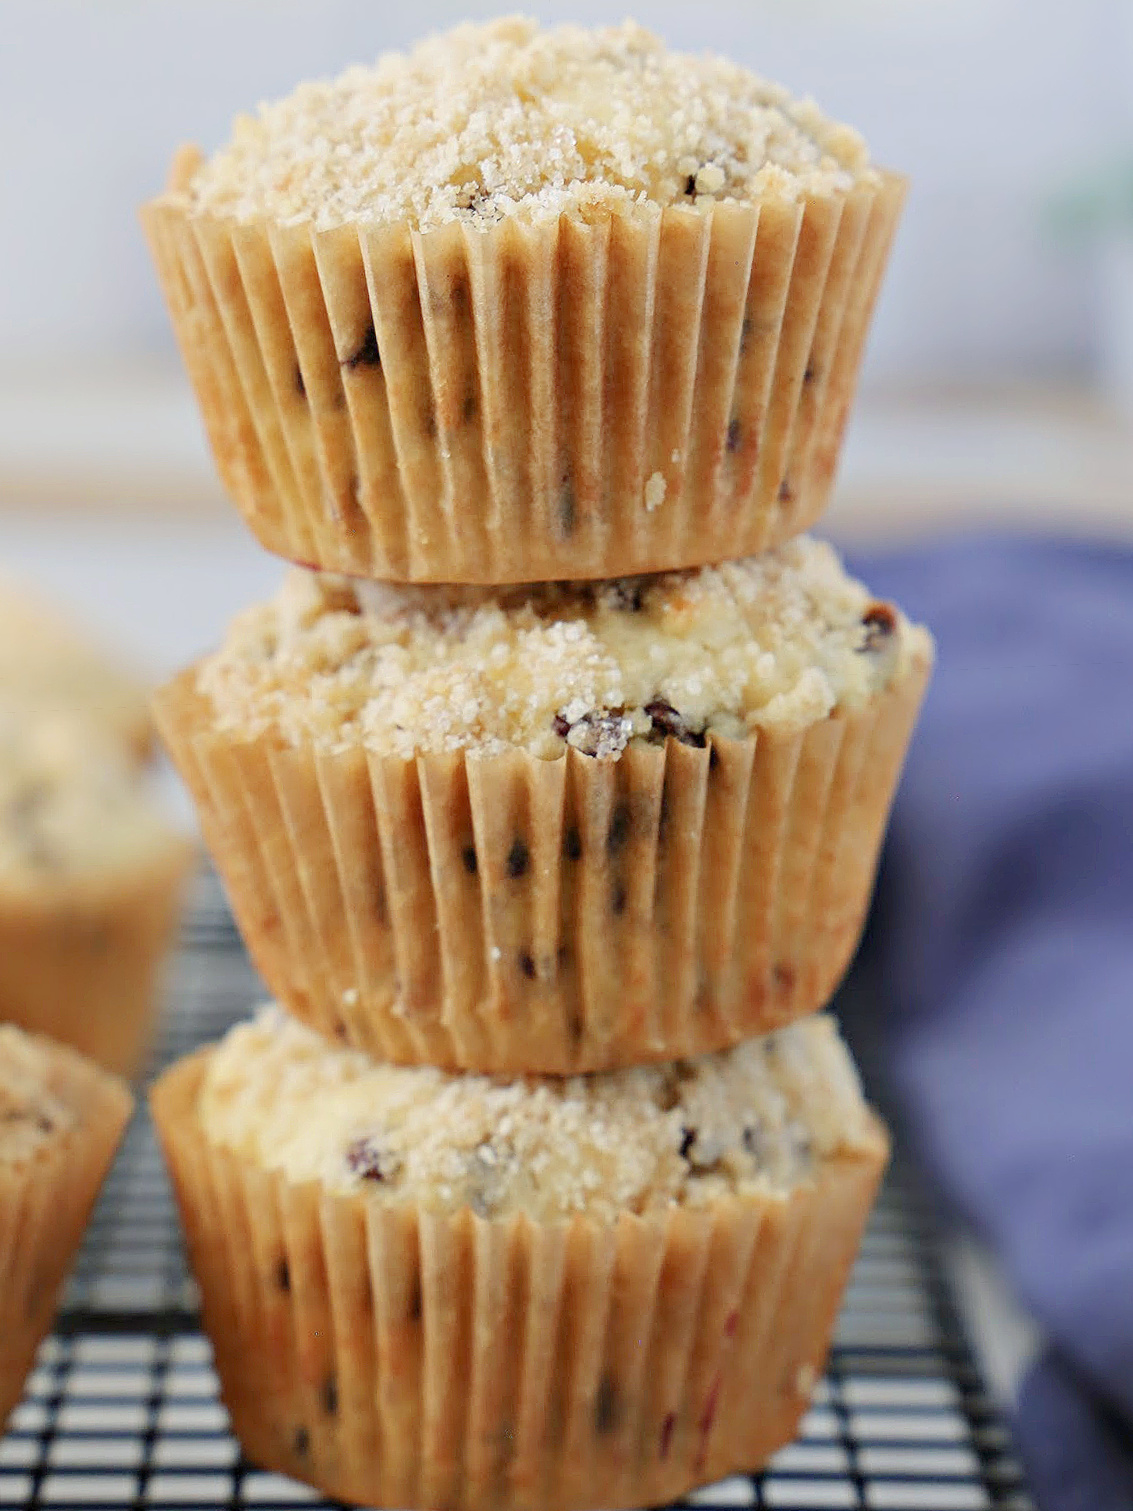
[142,169,905,584]
[0,1040,132,1424]
[0,841,196,1078]
[155,645,930,1075]
[153,1049,887,1511]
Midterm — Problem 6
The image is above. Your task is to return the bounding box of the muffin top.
[200,1009,877,1222]
[197,537,932,761]
[0,700,189,893]
[0,581,152,760]
[179,17,875,232]
[0,1027,76,1167]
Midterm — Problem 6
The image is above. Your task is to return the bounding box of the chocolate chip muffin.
[155,537,932,1072]
[152,1007,887,1510]
[0,1026,132,1425]
[143,17,905,583]
[0,702,195,1075]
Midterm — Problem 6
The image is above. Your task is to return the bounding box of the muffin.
[153,1007,887,1510]
[0,1026,132,1425]
[0,702,196,1076]
[0,578,154,762]
[142,18,905,584]
[155,537,932,1073]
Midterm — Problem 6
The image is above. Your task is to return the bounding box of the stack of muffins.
[143,20,933,1510]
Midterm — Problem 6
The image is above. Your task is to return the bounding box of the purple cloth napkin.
[841,536,1133,1511]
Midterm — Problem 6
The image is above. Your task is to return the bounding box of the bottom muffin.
[153,1009,887,1511]
[0,1027,133,1424]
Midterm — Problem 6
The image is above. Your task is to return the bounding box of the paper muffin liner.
[0,1037,132,1424]
[0,839,196,1078]
[155,643,930,1075]
[153,1048,887,1510]
[142,165,905,583]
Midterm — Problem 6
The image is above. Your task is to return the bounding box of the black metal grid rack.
[1,874,1035,1511]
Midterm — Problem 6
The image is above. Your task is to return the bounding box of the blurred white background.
[1,0,1127,379]
[1,0,1132,674]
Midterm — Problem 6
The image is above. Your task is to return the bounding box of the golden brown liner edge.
[154,645,930,1074]
[142,173,906,584]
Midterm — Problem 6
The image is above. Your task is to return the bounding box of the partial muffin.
[0,578,154,761]
[156,537,932,1073]
[0,702,196,1076]
[0,1026,132,1425]
[143,17,904,584]
[153,1007,887,1510]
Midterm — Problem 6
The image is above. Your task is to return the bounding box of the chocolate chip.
[507,838,529,878]
[709,744,721,772]
[684,173,698,197]
[859,602,897,653]
[519,951,536,979]
[607,580,645,612]
[552,713,571,738]
[293,1426,310,1457]
[804,360,818,385]
[607,802,631,854]
[323,1375,338,1416]
[679,1127,697,1159]
[611,879,628,916]
[778,478,794,504]
[564,825,582,861]
[346,1136,400,1183]
[773,963,795,994]
[726,417,742,453]
[660,1411,676,1459]
[595,1375,620,1435]
[559,474,576,538]
[344,324,381,371]
[276,1258,291,1293]
[644,699,706,748]
[462,843,478,876]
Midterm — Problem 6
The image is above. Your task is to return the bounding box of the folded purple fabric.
[843,537,1133,1511]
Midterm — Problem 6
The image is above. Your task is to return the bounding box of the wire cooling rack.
[0,873,1035,1511]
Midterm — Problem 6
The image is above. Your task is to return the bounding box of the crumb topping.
[0,581,150,753]
[197,537,932,761]
[179,17,874,232]
[199,1009,875,1221]
[0,1026,75,1166]
[0,700,184,889]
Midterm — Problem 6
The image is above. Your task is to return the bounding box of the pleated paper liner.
[153,1048,887,1511]
[0,838,196,1078]
[154,643,930,1075]
[0,1036,132,1425]
[142,158,905,584]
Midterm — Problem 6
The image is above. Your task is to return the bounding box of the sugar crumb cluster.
[180,17,874,231]
[198,537,926,760]
[200,1009,874,1222]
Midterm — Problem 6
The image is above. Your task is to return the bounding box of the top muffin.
[145,17,904,584]
[184,18,874,231]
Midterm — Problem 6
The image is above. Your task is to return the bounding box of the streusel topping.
[181,18,874,232]
[0,1027,75,1166]
[0,701,184,890]
[197,537,932,761]
[200,1009,876,1222]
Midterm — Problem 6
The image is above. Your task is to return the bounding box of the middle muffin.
[157,536,931,1072]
